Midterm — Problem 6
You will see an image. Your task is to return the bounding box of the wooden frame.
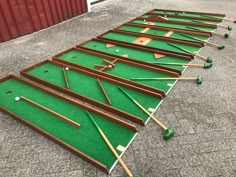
[20,60,168,126]
[90,38,194,60]
[145,9,225,17]
[136,16,217,29]
[101,29,204,48]
[122,22,212,37]
[53,47,182,76]
[145,12,222,22]
[0,75,138,174]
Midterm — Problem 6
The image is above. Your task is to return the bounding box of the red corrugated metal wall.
[0,0,88,42]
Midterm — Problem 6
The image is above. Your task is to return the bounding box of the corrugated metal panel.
[0,0,88,43]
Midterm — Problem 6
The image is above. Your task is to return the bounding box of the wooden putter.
[62,67,70,89]
[186,26,229,38]
[97,79,112,105]
[15,96,81,128]
[118,87,174,140]
[192,20,232,31]
[179,34,224,50]
[167,43,213,63]
[86,111,138,177]
[150,61,212,69]
[130,75,203,85]
[200,14,236,24]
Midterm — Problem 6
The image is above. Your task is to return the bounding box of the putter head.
[218,45,225,50]
[224,33,229,38]
[206,56,213,63]
[196,75,203,85]
[204,63,213,69]
[234,20,236,23]
[228,26,232,31]
[163,127,175,140]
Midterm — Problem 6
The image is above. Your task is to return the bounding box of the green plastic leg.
[224,33,229,38]
[206,57,213,63]
[228,26,232,31]
[163,127,175,140]
[196,75,203,85]
[204,63,213,69]
[218,45,225,50]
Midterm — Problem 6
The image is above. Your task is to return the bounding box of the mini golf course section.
[0,75,137,173]
[0,8,234,176]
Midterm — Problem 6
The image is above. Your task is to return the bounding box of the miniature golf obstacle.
[192,20,232,31]
[86,111,137,177]
[103,59,115,68]
[199,14,236,23]
[167,43,212,63]
[179,34,224,50]
[130,75,203,85]
[151,61,212,69]
[118,87,174,140]
[62,67,70,89]
[97,79,112,105]
[15,96,81,128]
[186,26,229,38]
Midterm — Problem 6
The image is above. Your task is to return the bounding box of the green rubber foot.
[196,75,203,85]
[206,57,213,63]
[224,33,229,38]
[228,26,232,31]
[218,45,225,50]
[163,127,175,140]
[204,63,213,69]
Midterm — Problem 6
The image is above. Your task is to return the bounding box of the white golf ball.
[65,67,69,71]
[116,49,119,53]
[15,97,20,101]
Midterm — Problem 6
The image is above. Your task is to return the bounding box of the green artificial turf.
[118,25,209,41]
[0,78,136,169]
[152,10,224,19]
[82,40,189,71]
[26,62,161,122]
[101,31,201,54]
[59,49,175,93]
[132,19,216,32]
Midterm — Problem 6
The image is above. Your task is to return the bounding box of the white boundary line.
[109,132,138,174]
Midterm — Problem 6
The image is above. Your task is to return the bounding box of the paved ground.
[0,0,236,177]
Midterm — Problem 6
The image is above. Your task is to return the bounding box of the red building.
[0,0,90,42]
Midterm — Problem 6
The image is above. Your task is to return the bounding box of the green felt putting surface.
[58,49,175,93]
[118,25,209,42]
[101,32,201,54]
[0,77,136,169]
[151,10,224,19]
[132,19,216,32]
[82,40,189,71]
[142,14,220,24]
[26,62,161,122]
